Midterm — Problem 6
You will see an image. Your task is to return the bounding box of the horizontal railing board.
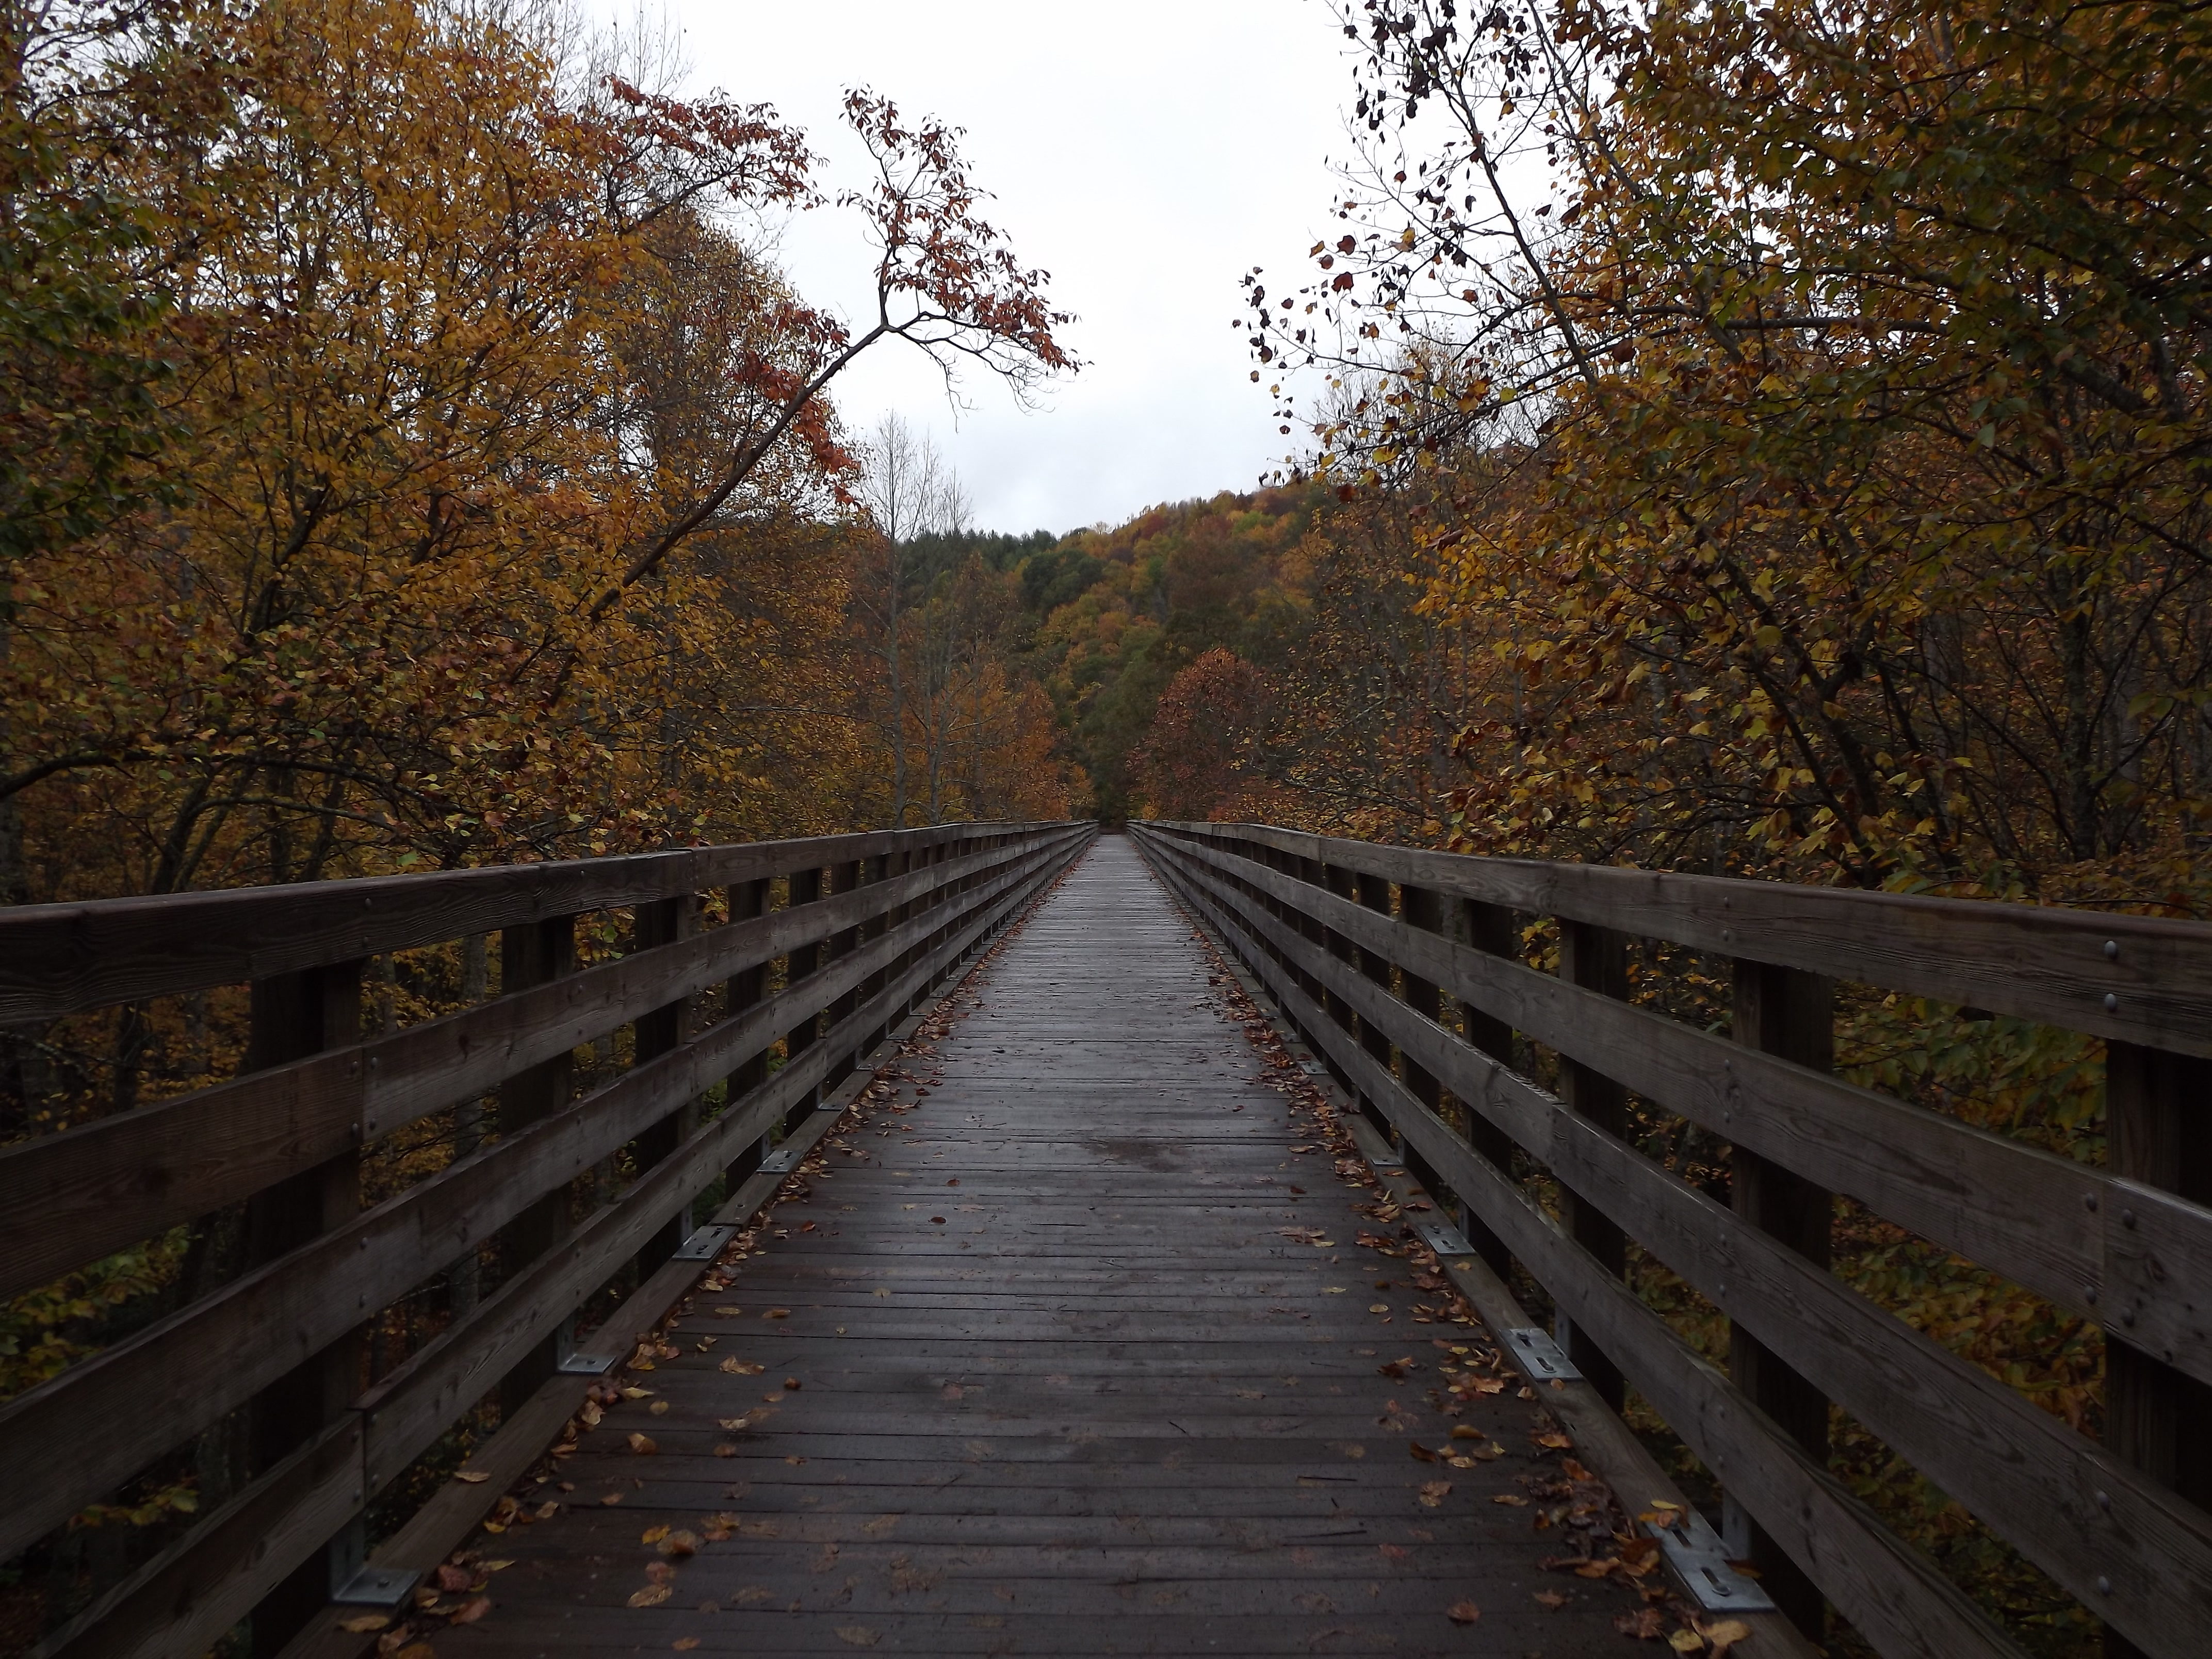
[1148,830,2212,1659]
[0,841,1067,1561]
[1158,829,2212,1390]
[1152,821,2212,1058]
[1137,831,2027,1659]
[29,1416,364,1659]
[0,835,1052,1303]
[0,821,1055,1022]
[28,837,1083,1659]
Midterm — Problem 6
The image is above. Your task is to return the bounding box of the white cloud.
[607,0,1358,532]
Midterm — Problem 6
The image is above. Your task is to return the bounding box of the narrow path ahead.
[453,835,1633,1655]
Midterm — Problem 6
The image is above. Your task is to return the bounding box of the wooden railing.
[0,821,1093,1658]
[1132,820,2212,1659]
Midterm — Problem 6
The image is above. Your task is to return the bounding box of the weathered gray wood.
[240,958,368,1655]
[1729,958,1835,1635]
[1150,821,2212,1059]
[0,821,1067,1022]
[1140,831,2028,1659]
[1557,920,1629,1411]
[1336,1112,1820,1659]
[2105,1042,2212,1659]
[1145,832,2212,1659]
[32,1418,363,1659]
[1158,829,2212,1388]
[29,838,1089,1659]
[382,835,1635,1659]
[0,835,1074,1304]
[0,843,1070,1562]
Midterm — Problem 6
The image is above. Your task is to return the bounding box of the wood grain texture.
[1147,833,2212,1657]
[0,840,1077,1564]
[1138,826,2028,1659]
[0,836,1079,1305]
[0,822,1072,1022]
[434,836,1645,1657]
[1150,821,2212,1058]
[1159,830,2212,1388]
[34,839,1088,1659]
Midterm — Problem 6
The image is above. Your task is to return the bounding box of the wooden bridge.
[1,823,2208,1658]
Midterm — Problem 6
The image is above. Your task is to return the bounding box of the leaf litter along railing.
[0,820,1094,1659]
[1130,820,2212,1659]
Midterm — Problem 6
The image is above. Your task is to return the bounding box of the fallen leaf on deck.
[448,1596,491,1625]
[1668,1630,1705,1653]
[599,1493,624,1505]
[435,1565,472,1593]
[1534,1589,1567,1609]
[627,1433,657,1454]
[452,1470,490,1485]
[1377,1543,1410,1560]
[659,1531,699,1558]
[337,1614,389,1633]
[735,1588,775,1605]
[673,1640,701,1652]
[713,1443,737,1457]
[1698,1618,1753,1655]
[1535,1430,1572,1449]
[1613,1606,1666,1638]
[1491,1494,1528,1506]
[766,1309,790,1320]
[834,1627,881,1646]
[1409,1441,1439,1462]
[714,1306,742,1316]
[1418,1481,1451,1508]
[648,1401,670,1417]
[1450,1424,1485,1440]
[628,1585,672,1608]
[1446,1600,1481,1624]
[642,1525,671,1544]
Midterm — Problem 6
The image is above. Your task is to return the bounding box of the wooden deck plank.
[438,836,1644,1656]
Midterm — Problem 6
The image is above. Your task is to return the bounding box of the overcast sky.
[614,1,1361,535]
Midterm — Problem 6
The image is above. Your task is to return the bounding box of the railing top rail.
[1146,820,2212,1058]
[0,820,1069,1023]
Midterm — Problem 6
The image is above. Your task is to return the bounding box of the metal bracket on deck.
[1298,1059,1329,1077]
[555,1349,615,1375]
[1502,1326,1582,1384]
[758,1145,804,1177]
[672,1223,736,1262]
[1645,1505,1778,1614]
[1411,1218,1473,1258]
[332,1565,417,1607]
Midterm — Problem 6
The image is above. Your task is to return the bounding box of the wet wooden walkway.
[452,835,1639,1655]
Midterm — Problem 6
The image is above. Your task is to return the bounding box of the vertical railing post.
[1727,958,1836,1635]
[496,915,577,1413]
[631,891,701,1275]
[1455,897,1520,1281]
[1556,920,1630,1410]
[722,878,772,1197]
[1354,870,1396,1136]
[241,958,363,1653]
[860,850,897,1052]
[825,858,864,1087]
[1397,884,1447,1203]
[2105,1040,2212,1659]
[1316,861,1360,1096]
[784,865,825,1108]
